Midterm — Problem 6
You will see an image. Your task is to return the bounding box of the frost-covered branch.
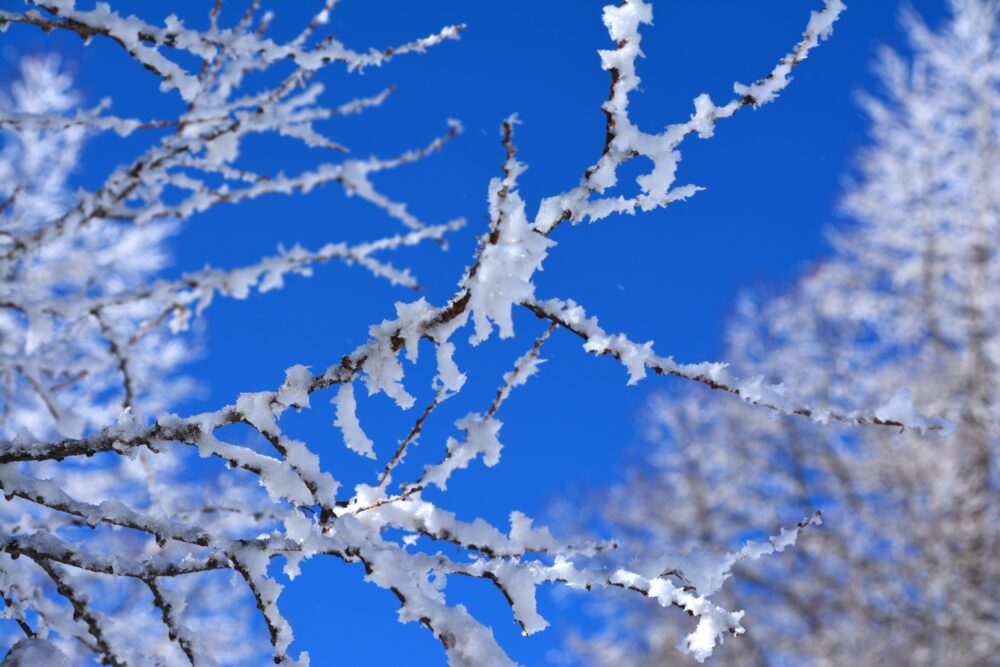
[0,0,886,664]
[533,0,846,234]
[523,297,946,432]
[31,558,125,667]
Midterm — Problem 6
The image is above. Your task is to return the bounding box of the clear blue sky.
[3,1,946,664]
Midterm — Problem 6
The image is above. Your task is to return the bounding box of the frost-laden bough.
[0,0,941,665]
[0,0,466,439]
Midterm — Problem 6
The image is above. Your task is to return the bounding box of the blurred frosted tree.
[577,1,1000,665]
[0,55,189,439]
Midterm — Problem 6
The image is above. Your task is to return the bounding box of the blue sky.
[3,1,947,664]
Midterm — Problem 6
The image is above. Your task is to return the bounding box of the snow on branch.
[523,297,948,433]
[533,0,847,234]
[0,1,906,665]
[0,13,464,439]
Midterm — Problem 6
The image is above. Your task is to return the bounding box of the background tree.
[577,1,1000,665]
